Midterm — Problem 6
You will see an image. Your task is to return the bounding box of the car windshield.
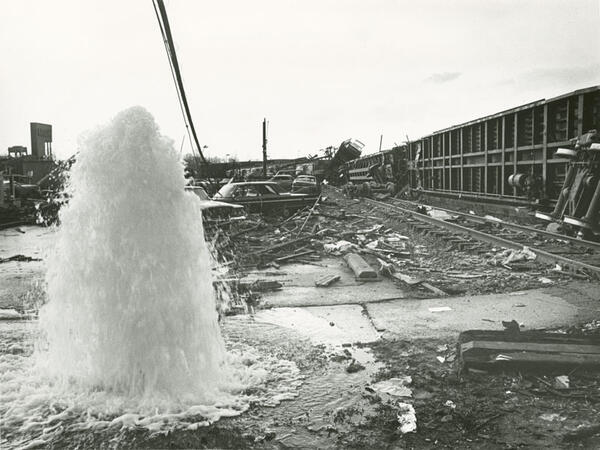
[263,183,283,194]
[214,184,236,198]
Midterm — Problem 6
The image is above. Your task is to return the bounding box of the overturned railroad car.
[402,85,600,237]
[337,86,600,237]
[327,139,365,184]
[339,145,408,188]
[534,129,600,237]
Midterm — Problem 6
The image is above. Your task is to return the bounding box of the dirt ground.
[2,186,600,448]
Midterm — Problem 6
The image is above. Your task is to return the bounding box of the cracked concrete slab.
[366,288,600,339]
[253,304,381,345]
[258,258,407,307]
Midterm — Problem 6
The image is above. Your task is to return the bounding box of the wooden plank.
[462,340,600,355]
[274,250,315,263]
[344,253,377,279]
[421,282,448,297]
[315,274,341,287]
[459,329,600,346]
[391,272,422,286]
[255,236,311,256]
[478,351,600,366]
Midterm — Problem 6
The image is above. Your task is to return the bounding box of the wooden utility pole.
[379,134,383,152]
[262,118,268,178]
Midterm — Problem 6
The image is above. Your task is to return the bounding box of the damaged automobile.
[212,181,319,213]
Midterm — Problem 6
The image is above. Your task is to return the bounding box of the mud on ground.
[2,187,600,448]
[41,333,600,449]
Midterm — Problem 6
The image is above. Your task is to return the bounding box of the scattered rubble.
[367,376,413,398]
[366,376,417,434]
[429,306,452,313]
[0,254,42,263]
[2,184,600,449]
[345,359,366,373]
[0,309,23,320]
[208,185,581,315]
[554,375,570,389]
[315,274,340,287]
[368,322,600,448]
[396,402,418,434]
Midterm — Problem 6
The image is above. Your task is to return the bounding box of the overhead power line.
[152,0,207,165]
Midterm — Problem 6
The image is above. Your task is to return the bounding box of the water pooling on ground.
[248,306,385,447]
[2,316,382,448]
[0,108,303,448]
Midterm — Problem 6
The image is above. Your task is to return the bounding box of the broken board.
[344,253,378,280]
[458,329,600,368]
[315,274,341,287]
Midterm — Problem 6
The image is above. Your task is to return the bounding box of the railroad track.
[363,198,600,279]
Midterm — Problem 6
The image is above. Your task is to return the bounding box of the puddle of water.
[253,305,381,346]
[251,305,385,447]
[271,345,384,448]
[0,319,304,449]
[2,306,387,449]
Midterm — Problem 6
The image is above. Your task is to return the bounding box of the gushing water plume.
[0,108,303,448]
[38,106,225,402]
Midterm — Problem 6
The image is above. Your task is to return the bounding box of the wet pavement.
[3,210,600,448]
[256,258,406,308]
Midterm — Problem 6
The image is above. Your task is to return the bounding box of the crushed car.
[268,173,294,192]
[212,181,319,213]
[292,174,320,195]
[185,186,246,229]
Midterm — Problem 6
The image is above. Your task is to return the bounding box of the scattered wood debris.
[458,329,600,369]
[315,274,341,287]
[0,254,42,263]
[274,249,315,263]
[207,185,580,315]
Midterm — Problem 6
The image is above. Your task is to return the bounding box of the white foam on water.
[1,342,302,448]
[0,107,302,448]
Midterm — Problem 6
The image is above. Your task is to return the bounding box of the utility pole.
[379,134,383,152]
[262,118,268,178]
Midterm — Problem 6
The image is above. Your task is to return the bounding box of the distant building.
[8,146,27,157]
[1,122,56,185]
[30,123,52,158]
[0,156,56,184]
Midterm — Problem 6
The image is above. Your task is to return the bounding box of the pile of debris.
[209,186,582,315]
[210,189,452,312]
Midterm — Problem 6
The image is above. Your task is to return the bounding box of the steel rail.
[364,198,600,277]
[390,198,600,252]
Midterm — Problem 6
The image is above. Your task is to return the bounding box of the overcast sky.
[1,0,599,161]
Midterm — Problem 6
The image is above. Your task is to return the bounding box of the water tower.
[30,122,52,158]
